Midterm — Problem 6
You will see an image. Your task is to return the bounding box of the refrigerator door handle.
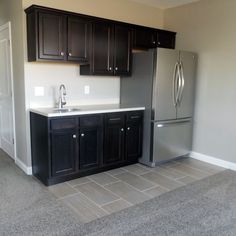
[156,118,191,128]
[176,63,182,106]
[177,61,185,105]
[172,62,179,107]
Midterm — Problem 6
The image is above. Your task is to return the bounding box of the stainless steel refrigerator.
[120,48,197,167]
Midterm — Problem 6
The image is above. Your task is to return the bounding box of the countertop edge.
[30,107,145,117]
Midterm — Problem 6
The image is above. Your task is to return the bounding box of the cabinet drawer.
[105,113,125,125]
[80,115,103,127]
[126,111,143,123]
[50,118,77,130]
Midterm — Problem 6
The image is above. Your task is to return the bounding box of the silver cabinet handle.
[121,128,124,132]
[153,41,156,44]
[157,42,161,45]
[127,127,130,130]
[81,133,85,137]
[72,134,77,139]
[68,52,72,56]
[109,118,121,121]
[60,52,64,56]
[115,67,118,71]
[131,115,140,119]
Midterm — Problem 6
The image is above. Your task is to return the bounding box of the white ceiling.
[130,0,200,9]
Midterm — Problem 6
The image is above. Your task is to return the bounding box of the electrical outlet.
[84,85,90,94]
[34,87,44,96]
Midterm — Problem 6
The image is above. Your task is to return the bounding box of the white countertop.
[30,104,145,117]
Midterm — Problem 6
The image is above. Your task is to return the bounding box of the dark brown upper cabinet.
[25,5,176,70]
[38,12,66,61]
[133,26,176,50]
[91,22,114,75]
[67,16,90,62]
[133,26,157,49]
[25,6,91,63]
[156,30,176,49]
[114,25,131,75]
[80,22,131,76]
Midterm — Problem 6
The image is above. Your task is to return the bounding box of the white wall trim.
[190,151,236,171]
[15,157,32,175]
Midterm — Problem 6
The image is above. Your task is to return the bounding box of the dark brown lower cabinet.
[30,110,143,186]
[51,129,77,177]
[103,111,143,165]
[79,115,103,170]
[103,113,125,165]
[125,112,143,161]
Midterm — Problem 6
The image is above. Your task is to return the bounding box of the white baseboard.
[190,151,236,171]
[15,158,32,175]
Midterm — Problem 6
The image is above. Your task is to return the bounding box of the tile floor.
[48,157,225,223]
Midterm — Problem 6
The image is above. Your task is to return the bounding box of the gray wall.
[0,0,9,25]
[0,0,28,166]
[164,0,236,162]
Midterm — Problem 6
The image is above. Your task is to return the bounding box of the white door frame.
[0,22,16,160]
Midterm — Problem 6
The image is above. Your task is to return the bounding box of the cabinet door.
[133,26,157,49]
[157,30,176,49]
[104,113,125,165]
[92,22,113,75]
[67,16,90,62]
[114,25,131,76]
[125,112,143,161]
[79,115,103,170]
[51,129,77,177]
[38,12,66,60]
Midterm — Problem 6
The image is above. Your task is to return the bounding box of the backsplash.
[24,62,120,108]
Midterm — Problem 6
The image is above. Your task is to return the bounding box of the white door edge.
[0,22,16,161]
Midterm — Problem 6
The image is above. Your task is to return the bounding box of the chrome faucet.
[58,84,66,109]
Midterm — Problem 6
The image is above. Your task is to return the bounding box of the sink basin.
[53,108,80,113]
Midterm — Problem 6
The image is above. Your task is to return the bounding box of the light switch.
[34,87,44,96]
[84,85,90,94]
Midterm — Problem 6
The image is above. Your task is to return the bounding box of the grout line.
[75,179,123,204]
[87,172,120,181]
[66,179,91,188]
[57,191,81,200]
[173,161,212,175]
[70,186,112,215]
[103,180,121,186]
[105,169,128,177]
[100,198,123,207]
[106,179,154,197]
[140,184,169,193]
[165,165,209,180]
[99,198,133,208]
[149,167,186,181]
[178,158,224,172]
[175,175,196,181]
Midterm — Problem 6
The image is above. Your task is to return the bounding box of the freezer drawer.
[152,119,192,164]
